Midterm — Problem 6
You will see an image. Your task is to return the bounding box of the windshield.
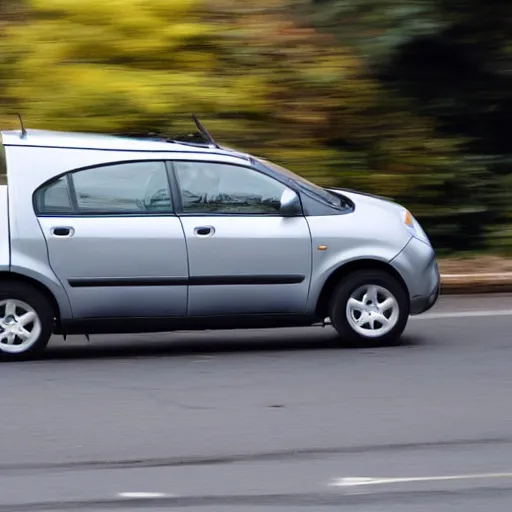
[253,157,341,208]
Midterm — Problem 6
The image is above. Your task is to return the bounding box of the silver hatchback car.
[0,119,439,360]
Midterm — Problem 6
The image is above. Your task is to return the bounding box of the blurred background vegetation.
[0,0,511,255]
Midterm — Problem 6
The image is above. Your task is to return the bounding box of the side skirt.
[56,314,321,336]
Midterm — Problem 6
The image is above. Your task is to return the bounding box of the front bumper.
[410,265,440,315]
[390,237,440,315]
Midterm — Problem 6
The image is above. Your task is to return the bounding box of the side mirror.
[280,188,301,217]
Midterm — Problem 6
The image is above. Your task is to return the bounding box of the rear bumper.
[390,237,440,315]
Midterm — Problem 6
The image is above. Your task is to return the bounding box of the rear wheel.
[0,283,54,361]
[329,270,409,347]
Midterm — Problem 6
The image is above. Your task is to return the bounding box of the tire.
[329,269,410,348]
[0,282,54,361]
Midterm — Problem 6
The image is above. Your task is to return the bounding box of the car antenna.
[16,113,27,138]
[192,114,219,149]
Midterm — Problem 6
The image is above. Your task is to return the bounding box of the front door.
[173,160,312,316]
[35,161,188,318]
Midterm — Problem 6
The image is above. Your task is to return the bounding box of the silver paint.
[180,216,311,315]
[0,128,439,335]
[0,186,10,270]
[37,216,189,318]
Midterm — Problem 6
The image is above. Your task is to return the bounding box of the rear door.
[172,160,312,316]
[35,160,188,319]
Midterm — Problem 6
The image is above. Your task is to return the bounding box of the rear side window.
[37,176,73,213]
[34,161,173,215]
[73,161,172,214]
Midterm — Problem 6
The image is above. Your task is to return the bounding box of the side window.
[35,161,173,215]
[174,161,288,214]
[73,161,172,214]
[36,176,74,214]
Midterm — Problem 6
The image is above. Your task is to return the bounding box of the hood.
[327,187,406,218]
[321,187,413,256]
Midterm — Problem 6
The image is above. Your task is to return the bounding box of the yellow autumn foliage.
[0,0,483,252]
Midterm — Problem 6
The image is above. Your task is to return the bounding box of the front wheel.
[329,270,410,347]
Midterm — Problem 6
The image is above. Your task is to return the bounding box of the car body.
[0,126,439,359]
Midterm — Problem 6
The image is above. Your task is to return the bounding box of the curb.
[440,273,512,295]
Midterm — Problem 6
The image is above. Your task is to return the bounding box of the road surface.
[2,294,512,511]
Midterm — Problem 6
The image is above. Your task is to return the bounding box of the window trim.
[168,159,304,217]
[33,160,177,217]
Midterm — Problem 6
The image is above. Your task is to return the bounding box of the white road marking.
[330,472,512,488]
[326,309,512,325]
[179,309,512,329]
[117,492,172,499]
[410,309,512,320]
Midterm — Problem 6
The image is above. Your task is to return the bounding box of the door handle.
[51,226,75,237]
[193,226,215,237]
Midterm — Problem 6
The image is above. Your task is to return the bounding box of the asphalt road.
[2,294,512,511]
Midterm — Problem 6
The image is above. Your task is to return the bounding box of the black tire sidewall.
[0,283,54,360]
[329,270,410,347]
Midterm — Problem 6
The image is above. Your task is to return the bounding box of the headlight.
[402,209,431,246]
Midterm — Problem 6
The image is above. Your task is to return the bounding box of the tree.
[0,0,265,133]
[311,0,512,252]
[0,0,488,252]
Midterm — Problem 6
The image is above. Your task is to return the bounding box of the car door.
[35,160,188,319]
[172,159,312,316]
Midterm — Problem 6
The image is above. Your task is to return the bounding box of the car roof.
[1,129,249,160]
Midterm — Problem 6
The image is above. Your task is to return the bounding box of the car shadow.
[34,328,424,361]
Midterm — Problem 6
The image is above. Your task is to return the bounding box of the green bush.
[0,0,506,253]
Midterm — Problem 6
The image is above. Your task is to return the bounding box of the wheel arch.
[0,272,61,324]
[315,259,410,319]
